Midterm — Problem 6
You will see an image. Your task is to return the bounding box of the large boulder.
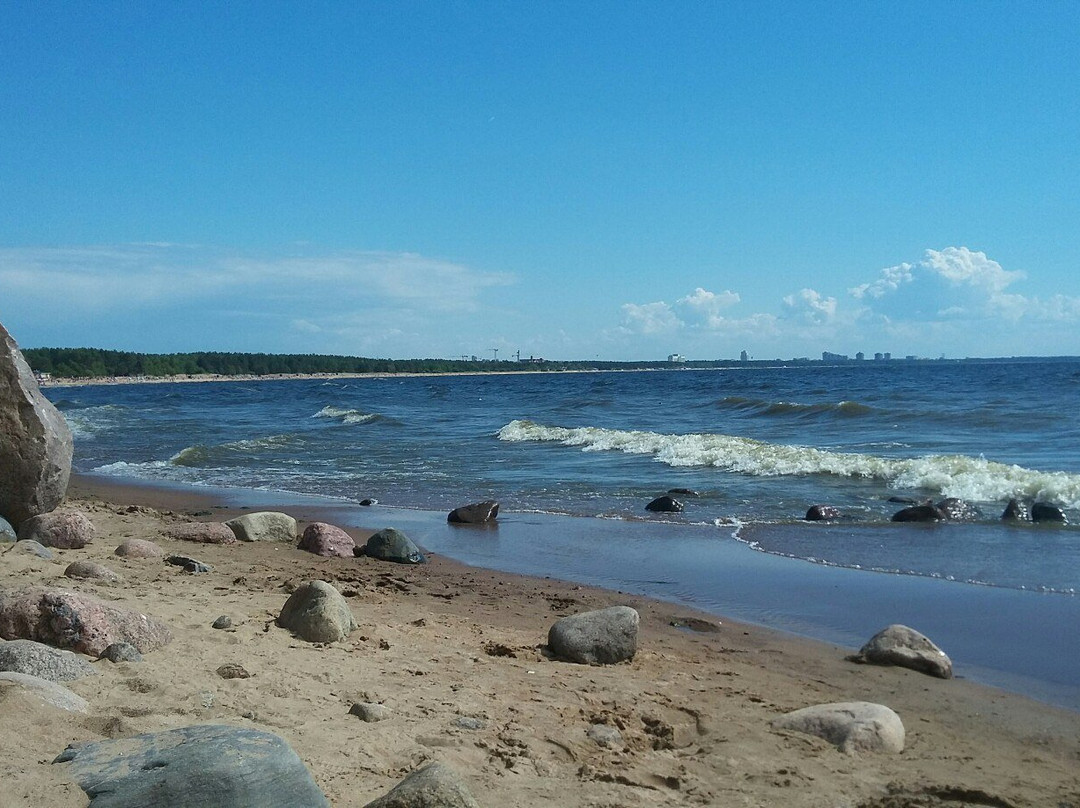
[54,724,331,807]
[18,510,95,549]
[548,605,639,665]
[164,521,238,544]
[0,671,89,713]
[447,500,500,524]
[225,511,297,542]
[851,624,952,679]
[363,761,480,808]
[0,322,73,526]
[772,701,905,754]
[0,586,173,657]
[0,638,98,681]
[298,522,355,558]
[361,528,425,564]
[277,580,357,644]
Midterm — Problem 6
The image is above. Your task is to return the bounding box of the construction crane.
[490,348,499,361]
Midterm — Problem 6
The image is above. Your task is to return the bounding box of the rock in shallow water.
[361,528,425,564]
[54,724,330,807]
[447,500,499,524]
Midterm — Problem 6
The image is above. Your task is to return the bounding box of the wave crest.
[313,405,381,425]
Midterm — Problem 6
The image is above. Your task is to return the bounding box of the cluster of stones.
[804,495,1069,524]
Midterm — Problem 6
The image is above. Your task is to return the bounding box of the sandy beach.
[2,476,1078,807]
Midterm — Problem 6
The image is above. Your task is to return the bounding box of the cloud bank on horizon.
[0,244,1074,361]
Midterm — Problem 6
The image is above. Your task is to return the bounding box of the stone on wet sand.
[298,522,356,558]
[447,500,500,524]
[54,723,331,807]
[363,761,480,808]
[548,605,639,665]
[225,511,298,542]
[114,538,164,559]
[851,624,953,679]
[64,560,121,583]
[164,521,238,544]
[0,586,172,657]
[0,322,73,527]
[0,638,98,681]
[277,580,357,643]
[361,527,426,564]
[772,701,905,754]
[18,510,94,549]
[0,670,89,713]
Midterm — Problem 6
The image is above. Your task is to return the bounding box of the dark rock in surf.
[850,623,953,679]
[805,504,841,521]
[1031,502,1067,523]
[53,724,331,808]
[667,488,699,497]
[359,498,378,506]
[887,496,917,505]
[360,528,425,564]
[936,498,980,521]
[0,322,73,527]
[646,495,684,513]
[447,500,500,524]
[890,504,946,523]
[1001,498,1029,521]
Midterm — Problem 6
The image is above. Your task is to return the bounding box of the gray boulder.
[363,761,480,808]
[772,701,905,754]
[277,580,357,643]
[0,515,15,542]
[225,511,297,542]
[0,586,173,657]
[0,671,89,713]
[54,724,331,807]
[0,322,73,526]
[65,560,121,583]
[18,510,95,548]
[12,539,54,558]
[99,642,143,663]
[851,623,952,679]
[164,521,238,544]
[0,638,98,681]
[350,702,390,722]
[548,605,639,665]
[447,500,500,524]
[361,528,425,564]
[298,522,355,558]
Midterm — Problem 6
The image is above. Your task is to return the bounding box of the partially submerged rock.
[890,503,946,523]
[225,511,298,542]
[363,761,480,808]
[0,638,98,681]
[447,500,500,524]
[1001,498,1029,521]
[361,527,425,564]
[277,580,357,644]
[18,510,94,549]
[851,624,953,679]
[548,605,639,665]
[645,495,683,513]
[772,701,905,754]
[54,724,331,807]
[298,522,355,558]
[0,586,172,657]
[805,504,841,521]
[0,322,73,526]
[1031,501,1067,523]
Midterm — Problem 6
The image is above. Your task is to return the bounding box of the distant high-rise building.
[740,350,749,362]
[855,352,865,361]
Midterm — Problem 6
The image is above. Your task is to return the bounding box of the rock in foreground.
[851,624,952,679]
[298,522,355,558]
[0,671,89,713]
[54,724,330,807]
[278,580,357,643]
[548,606,639,665]
[0,638,98,681]
[17,510,94,548]
[772,701,905,754]
[0,322,73,526]
[225,511,298,542]
[364,761,480,808]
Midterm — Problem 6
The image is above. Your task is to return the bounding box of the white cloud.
[782,288,838,325]
[618,301,681,334]
[676,287,741,327]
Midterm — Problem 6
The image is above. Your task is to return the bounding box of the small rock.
[890,503,946,522]
[447,500,500,524]
[225,511,298,543]
[0,671,89,713]
[772,701,905,754]
[645,495,683,513]
[851,624,952,679]
[0,516,16,542]
[805,504,841,521]
[165,554,211,573]
[0,638,98,681]
[359,498,378,506]
[18,510,94,549]
[350,702,390,722]
[667,488,699,497]
[64,560,121,583]
[298,522,355,558]
[12,539,54,559]
[114,538,164,559]
[99,642,142,663]
[363,761,479,808]
[216,663,251,679]
[360,528,426,564]
[587,723,624,748]
[1001,498,1029,521]
[452,716,486,730]
[277,580,357,644]
[548,606,639,665]
[212,615,233,630]
[164,522,238,544]
[1032,501,1067,523]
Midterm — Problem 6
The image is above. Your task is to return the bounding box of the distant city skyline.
[2,3,1078,360]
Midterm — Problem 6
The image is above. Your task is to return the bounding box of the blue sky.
[1,2,1078,361]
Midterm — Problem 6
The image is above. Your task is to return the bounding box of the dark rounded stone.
[645,495,684,513]
[447,500,500,524]
[1001,498,1029,521]
[890,504,946,523]
[212,615,233,630]
[936,497,980,521]
[667,488,699,497]
[1031,502,1067,523]
[361,528,425,564]
[805,504,841,521]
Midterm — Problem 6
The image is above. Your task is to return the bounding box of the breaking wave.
[313,405,384,425]
[497,420,1080,507]
[711,396,877,419]
[170,434,302,467]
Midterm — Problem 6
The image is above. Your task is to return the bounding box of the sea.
[47,360,1080,709]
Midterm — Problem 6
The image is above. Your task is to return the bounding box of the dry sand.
[1,477,1078,807]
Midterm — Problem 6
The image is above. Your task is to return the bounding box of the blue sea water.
[48,360,1080,707]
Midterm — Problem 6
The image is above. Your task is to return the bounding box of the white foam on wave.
[61,404,128,439]
[313,405,379,425]
[498,419,1080,508]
